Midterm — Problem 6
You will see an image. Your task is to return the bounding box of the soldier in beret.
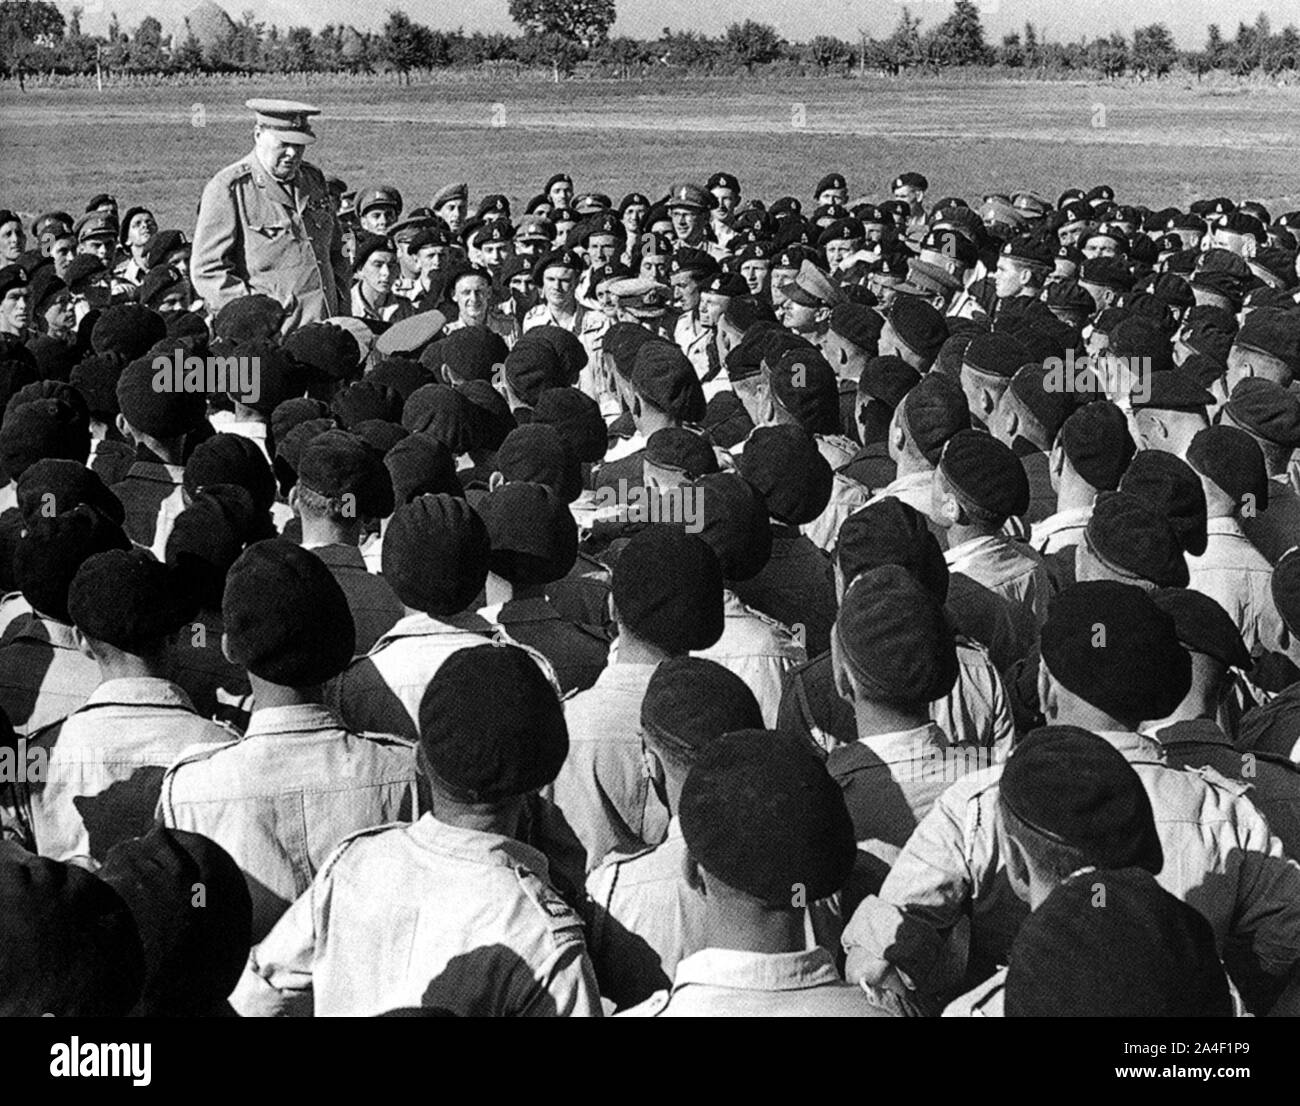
[191,100,349,331]
[235,644,601,1017]
[1220,379,1300,563]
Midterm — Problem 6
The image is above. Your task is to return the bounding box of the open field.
[2,75,1299,229]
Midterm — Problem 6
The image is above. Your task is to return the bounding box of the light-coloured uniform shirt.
[943,967,1007,1017]
[1188,516,1289,659]
[21,677,231,861]
[619,946,897,1017]
[693,589,807,727]
[944,534,1051,673]
[842,729,1300,1003]
[159,703,420,942]
[1031,505,1092,556]
[232,814,602,1017]
[0,614,100,737]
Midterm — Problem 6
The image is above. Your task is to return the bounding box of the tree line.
[1,0,1297,81]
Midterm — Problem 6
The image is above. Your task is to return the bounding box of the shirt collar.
[1036,505,1092,534]
[1204,515,1246,538]
[1094,729,1167,763]
[244,703,345,737]
[1145,717,1234,751]
[84,677,195,711]
[589,661,659,693]
[943,533,1006,566]
[411,813,550,880]
[857,722,948,765]
[372,610,492,646]
[673,946,843,993]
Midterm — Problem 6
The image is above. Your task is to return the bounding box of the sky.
[68,0,1295,51]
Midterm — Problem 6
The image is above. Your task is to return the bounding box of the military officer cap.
[700,272,749,299]
[1130,367,1214,412]
[779,259,845,309]
[938,429,1030,522]
[817,218,865,248]
[981,197,1024,233]
[479,481,578,587]
[907,259,962,298]
[74,210,117,243]
[1224,378,1300,447]
[419,643,568,802]
[245,98,320,144]
[572,193,612,215]
[900,372,970,463]
[384,494,488,617]
[613,527,724,654]
[738,424,833,526]
[1059,401,1134,491]
[1084,490,1189,586]
[892,172,928,192]
[297,428,395,519]
[356,186,403,218]
[631,341,706,422]
[1151,586,1252,673]
[680,728,855,907]
[68,548,198,653]
[666,183,714,212]
[1001,727,1163,872]
[645,426,720,479]
[1042,579,1191,721]
[32,211,73,240]
[607,277,672,319]
[430,182,468,211]
[224,538,355,685]
[516,214,555,243]
[836,563,958,705]
[1118,451,1208,557]
[1013,192,1051,221]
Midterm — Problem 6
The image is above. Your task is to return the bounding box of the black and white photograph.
[0,0,1298,1066]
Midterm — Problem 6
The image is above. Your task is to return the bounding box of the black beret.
[0,399,90,481]
[1002,726,1163,872]
[1041,580,1191,720]
[835,564,958,704]
[224,539,355,684]
[828,301,883,352]
[528,326,588,381]
[372,355,434,401]
[351,231,396,271]
[1085,490,1189,587]
[1130,367,1214,411]
[0,845,144,1017]
[640,656,763,758]
[531,386,605,464]
[116,356,207,439]
[701,391,755,450]
[631,341,706,423]
[90,304,167,361]
[603,322,662,381]
[737,424,833,526]
[137,264,186,309]
[455,379,516,452]
[1224,377,1300,447]
[273,416,334,489]
[384,433,462,506]
[888,296,949,361]
[6,378,89,422]
[1186,425,1269,516]
[1005,867,1231,1018]
[165,485,263,611]
[1000,235,1055,268]
[383,493,489,616]
[724,322,784,383]
[1006,363,1073,443]
[15,458,123,526]
[612,527,724,653]
[939,429,1030,521]
[701,272,750,298]
[496,424,581,504]
[1109,315,1174,375]
[962,332,1029,379]
[645,426,719,479]
[68,548,198,652]
[1178,353,1228,390]
[437,326,510,384]
[330,380,403,429]
[401,383,476,454]
[417,643,568,801]
[1058,400,1134,490]
[1079,255,1134,292]
[692,472,773,582]
[183,432,276,514]
[66,352,122,420]
[680,729,855,906]
[212,295,285,345]
[1151,587,1251,672]
[351,418,409,456]
[297,429,395,519]
[900,372,970,464]
[1118,451,1207,557]
[769,346,841,435]
[1270,548,1300,636]
[14,505,130,623]
[836,498,949,602]
[858,355,920,409]
[503,336,567,407]
[478,481,578,587]
[282,322,362,381]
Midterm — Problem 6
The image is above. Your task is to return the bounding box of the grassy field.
[2,75,1299,230]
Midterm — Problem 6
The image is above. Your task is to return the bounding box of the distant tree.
[129,15,166,72]
[378,10,433,82]
[516,30,582,79]
[1205,24,1228,69]
[1132,23,1176,77]
[594,35,650,77]
[809,35,852,74]
[724,20,782,73]
[658,28,720,70]
[1023,21,1040,68]
[998,31,1024,68]
[885,8,926,72]
[508,0,615,48]
[1087,31,1129,78]
[284,26,315,70]
[173,33,206,73]
[930,0,989,66]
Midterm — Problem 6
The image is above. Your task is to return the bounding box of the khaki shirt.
[191,149,348,330]
[232,814,602,1017]
[1188,516,1289,659]
[944,534,1052,673]
[0,613,99,737]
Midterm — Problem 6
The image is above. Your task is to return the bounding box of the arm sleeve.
[190,174,250,311]
[230,881,319,1017]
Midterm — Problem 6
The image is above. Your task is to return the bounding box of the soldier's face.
[480,240,513,269]
[588,235,618,267]
[509,274,536,302]
[699,292,728,327]
[712,188,738,215]
[817,189,847,207]
[671,271,702,312]
[360,250,397,294]
[51,239,76,279]
[80,238,111,263]
[549,182,573,208]
[740,260,769,295]
[154,289,189,315]
[824,239,859,268]
[1082,236,1119,260]
[622,205,647,236]
[361,207,396,234]
[670,207,702,240]
[43,292,75,334]
[779,297,822,335]
[543,268,576,306]
[416,246,449,275]
[0,220,26,263]
[437,200,465,231]
[1058,221,1086,247]
[455,275,490,318]
[639,256,668,284]
[894,185,922,207]
[994,257,1027,299]
[0,288,29,333]
[126,211,156,247]
[255,129,304,181]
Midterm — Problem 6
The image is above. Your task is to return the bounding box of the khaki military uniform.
[191,149,349,330]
